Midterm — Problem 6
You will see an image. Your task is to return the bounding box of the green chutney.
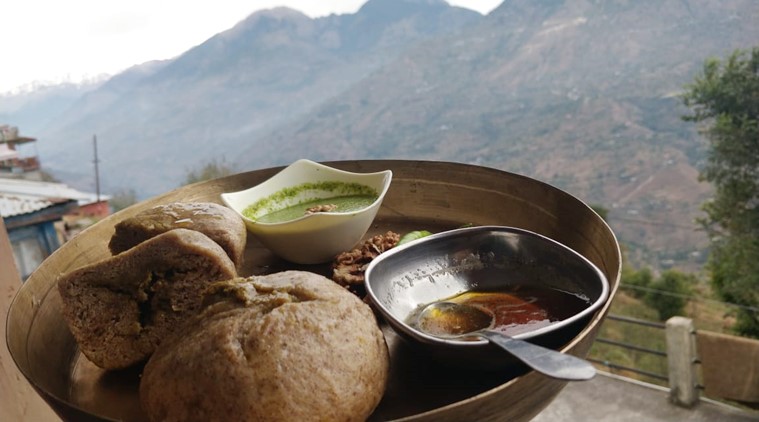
[242,181,379,223]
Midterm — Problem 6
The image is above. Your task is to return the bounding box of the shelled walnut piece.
[332,231,400,290]
[305,203,337,214]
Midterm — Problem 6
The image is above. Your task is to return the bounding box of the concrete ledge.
[533,371,759,422]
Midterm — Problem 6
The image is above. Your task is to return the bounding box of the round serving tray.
[6,160,621,422]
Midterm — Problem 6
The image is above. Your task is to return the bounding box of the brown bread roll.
[140,271,390,422]
[108,202,246,270]
[57,229,238,370]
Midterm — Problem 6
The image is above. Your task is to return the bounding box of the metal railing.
[590,312,759,408]
[589,313,669,383]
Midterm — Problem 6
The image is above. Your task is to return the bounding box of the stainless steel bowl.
[364,225,609,370]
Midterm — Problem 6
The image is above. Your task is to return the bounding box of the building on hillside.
[0,125,41,177]
[0,178,109,279]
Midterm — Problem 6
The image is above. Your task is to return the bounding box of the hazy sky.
[0,1,501,94]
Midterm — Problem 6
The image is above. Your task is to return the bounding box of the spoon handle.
[479,330,596,381]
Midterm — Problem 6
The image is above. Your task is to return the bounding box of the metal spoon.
[416,301,596,381]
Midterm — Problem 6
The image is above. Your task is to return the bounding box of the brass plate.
[6,160,621,422]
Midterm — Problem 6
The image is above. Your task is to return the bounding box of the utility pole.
[93,134,100,202]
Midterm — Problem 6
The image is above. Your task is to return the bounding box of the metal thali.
[6,160,621,421]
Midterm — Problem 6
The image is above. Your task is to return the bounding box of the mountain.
[233,0,758,269]
[0,81,103,135]
[34,0,480,195]
[7,0,759,270]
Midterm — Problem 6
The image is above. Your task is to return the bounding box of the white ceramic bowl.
[221,159,393,264]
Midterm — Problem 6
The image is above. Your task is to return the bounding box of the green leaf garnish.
[398,230,433,246]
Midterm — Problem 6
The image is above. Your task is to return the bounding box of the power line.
[93,134,100,202]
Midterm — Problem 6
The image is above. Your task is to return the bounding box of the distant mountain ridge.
[33,0,480,193]
[236,0,757,269]
[0,81,103,135]
[5,0,759,270]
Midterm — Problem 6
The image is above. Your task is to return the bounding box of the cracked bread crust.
[140,271,390,422]
[108,202,246,270]
[57,229,238,370]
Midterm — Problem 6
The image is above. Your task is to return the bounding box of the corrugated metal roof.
[0,192,61,217]
[0,178,107,218]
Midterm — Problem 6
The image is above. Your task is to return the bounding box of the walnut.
[305,204,337,215]
[332,231,400,294]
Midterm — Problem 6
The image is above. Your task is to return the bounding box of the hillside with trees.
[4,0,759,273]
[682,47,759,337]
